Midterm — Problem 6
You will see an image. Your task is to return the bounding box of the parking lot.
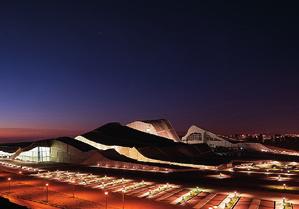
[1,160,299,209]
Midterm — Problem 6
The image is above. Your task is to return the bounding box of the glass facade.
[16,147,50,162]
[0,151,12,158]
[186,133,202,142]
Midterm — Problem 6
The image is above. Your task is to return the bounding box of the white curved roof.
[182,125,225,143]
[126,119,180,142]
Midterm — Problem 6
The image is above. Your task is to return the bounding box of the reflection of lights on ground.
[282,172,296,176]
[234,160,299,175]
[226,168,234,172]
[0,161,44,173]
[234,167,298,177]
[139,183,178,198]
[2,160,299,208]
[289,162,298,166]
[172,187,203,205]
[263,184,299,191]
[91,164,172,173]
[207,173,231,179]
[266,175,292,182]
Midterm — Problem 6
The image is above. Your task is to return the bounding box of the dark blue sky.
[0,1,298,137]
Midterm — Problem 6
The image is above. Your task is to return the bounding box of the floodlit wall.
[49,140,89,163]
[235,143,272,152]
[15,140,95,163]
[16,147,50,162]
[181,125,232,147]
[74,135,215,169]
[127,120,180,142]
[127,121,156,135]
[0,151,13,158]
[181,126,297,154]
[75,136,155,163]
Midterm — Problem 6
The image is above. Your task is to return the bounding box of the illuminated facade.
[181,125,295,155]
[11,139,103,163]
[127,119,180,142]
[16,147,50,162]
[2,119,299,170]
[0,151,13,158]
[181,125,232,147]
[74,135,215,169]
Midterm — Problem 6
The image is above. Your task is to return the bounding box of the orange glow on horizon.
[0,128,82,141]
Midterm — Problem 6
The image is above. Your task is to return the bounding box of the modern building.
[74,122,222,169]
[181,125,232,148]
[2,137,105,164]
[2,119,299,170]
[0,150,14,158]
[180,125,298,157]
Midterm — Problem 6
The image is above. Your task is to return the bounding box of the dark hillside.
[82,123,175,147]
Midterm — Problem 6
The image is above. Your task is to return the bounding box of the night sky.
[0,1,298,140]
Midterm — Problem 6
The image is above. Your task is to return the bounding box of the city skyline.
[1,117,298,142]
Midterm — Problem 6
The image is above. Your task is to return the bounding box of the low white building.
[181,125,232,148]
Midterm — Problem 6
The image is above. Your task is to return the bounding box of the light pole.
[104,191,108,209]
[45,183,49,202]
[7,177,11,193]
[72,181,75,198]
[73,184,75,198]
[122,187,125,209]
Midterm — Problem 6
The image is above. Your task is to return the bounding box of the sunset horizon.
[1,1,299,208]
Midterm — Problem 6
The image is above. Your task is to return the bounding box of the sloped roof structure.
[82,122,175,147]
[127,119,180,142]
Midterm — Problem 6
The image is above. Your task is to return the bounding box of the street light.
[122,187,125,209]
[45,183,49,202]
[7,177,11,193]
[104,191,109,209]
[72,181,75,198]
[283,183,286,190]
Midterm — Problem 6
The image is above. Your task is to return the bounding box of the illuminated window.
[0,151,12,158]
[187,133,202,142]
[16,147,50,162]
